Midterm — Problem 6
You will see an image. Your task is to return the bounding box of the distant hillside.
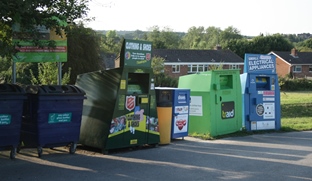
[96,30,312,43]
[96,30,186,39]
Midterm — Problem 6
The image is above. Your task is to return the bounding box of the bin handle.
[215,94,219,104]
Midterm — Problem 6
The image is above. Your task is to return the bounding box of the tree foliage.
[30,62,70,85]
[100,30,122,54]
[179,26,242,50]
[302,38,312,49]
[63,23,102,84]
[224,34,293,58]
[0,0,90,57]
[0,56,11,83]
[180,26,206,49]
[151,56,165,75]
[145,26,180,49]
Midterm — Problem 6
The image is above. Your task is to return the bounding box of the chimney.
[291,48,298,57]
[214,45,222,50]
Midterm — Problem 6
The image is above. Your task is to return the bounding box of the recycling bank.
[240,54,281,131]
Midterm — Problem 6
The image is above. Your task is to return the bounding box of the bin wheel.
[10,148,17,159]
[102,150,109,155]
[37,147,43,158]
[17,145,21,153]
[69,143,77,154]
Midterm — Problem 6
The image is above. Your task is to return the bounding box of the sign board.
[119,39,152,68]
[0,114,11,125]
[48,113,72,123]
[12,21,67,63]
[244,54,276,73]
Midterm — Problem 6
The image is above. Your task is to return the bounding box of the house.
[152,47,244,78]
[269,48,312,78]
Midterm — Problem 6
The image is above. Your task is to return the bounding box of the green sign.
[0,114,11,125]
[13,40,67,62]
[120,39,152,68]
[48,113,72,123]
[12,21,67,63]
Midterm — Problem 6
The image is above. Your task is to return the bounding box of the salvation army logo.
[125,96,136,111]
[125,52,131,60]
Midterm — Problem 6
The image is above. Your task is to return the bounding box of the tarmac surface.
[1,131,312,181]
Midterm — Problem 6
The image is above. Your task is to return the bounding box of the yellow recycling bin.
[157,107,172,145]
[155,88,173,145]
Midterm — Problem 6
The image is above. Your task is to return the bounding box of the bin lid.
[0,84,25,95]
[25,85,86,96]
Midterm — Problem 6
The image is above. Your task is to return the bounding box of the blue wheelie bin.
[0,84,26,159]
[20,85,86,157]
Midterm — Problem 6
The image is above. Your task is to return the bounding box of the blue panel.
[171,89,190,139]
[244,54,276,74]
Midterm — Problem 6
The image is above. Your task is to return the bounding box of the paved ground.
[1,131,312,181]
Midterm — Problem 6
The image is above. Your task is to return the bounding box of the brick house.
[152,47,244,78]
[269,48,312,78]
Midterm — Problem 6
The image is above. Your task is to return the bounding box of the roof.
[270,51,312,65]
[152,49,243,64]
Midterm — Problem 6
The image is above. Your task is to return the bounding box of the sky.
[84,0,312,36]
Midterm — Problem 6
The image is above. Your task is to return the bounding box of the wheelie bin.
[0,84,26,159]
[20,85,85,157]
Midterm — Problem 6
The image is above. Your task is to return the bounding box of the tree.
[202,26,222,49]
[63,23,103,84]
[250,34,293,54]
[101,30,122,54]
[224,39,251,58]
[158,27,181,49]
[0,0,90,57]
[296,38,312,52]
[179,26,242,50]
[219,26,243,45]
[30,62,70,85]
[151,56,165,75]
[0,57,11,83]
[302,38,312,49]
[224,34,294,58]
[145,26,180,49]
[180,26,206,49]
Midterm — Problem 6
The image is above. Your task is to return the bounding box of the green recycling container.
[178,70,242,137]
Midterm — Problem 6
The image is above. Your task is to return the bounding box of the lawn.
[280,91,312,131]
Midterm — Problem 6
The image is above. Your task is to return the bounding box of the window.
[293,65,302,72]
[172,65,180,73]
[192,65,197,72]
[187,64,209,73]
[309,65,312,72]
[187,65,192,73]
[198,65,204,72]
[230,64,239,69]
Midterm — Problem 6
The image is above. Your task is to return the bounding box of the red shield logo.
[126,96,136,111]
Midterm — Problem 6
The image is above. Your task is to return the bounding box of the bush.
[155,73,178,87]
[279,76,312,91]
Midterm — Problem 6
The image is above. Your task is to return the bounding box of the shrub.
[279,76,312,91]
